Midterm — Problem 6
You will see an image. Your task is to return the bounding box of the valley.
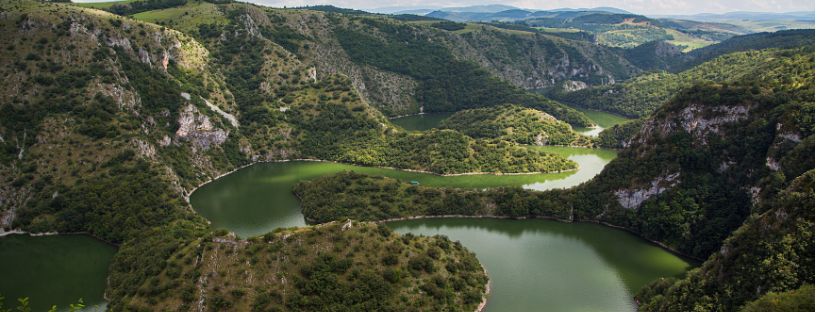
[0,0,813,311]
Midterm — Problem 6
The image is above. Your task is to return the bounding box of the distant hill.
[549,7,632,14]
[653,11,815,32]
[426,9,748,49]
[437,4,520,13]
[371,4,520,15]
[657,11,814,22]
[553,45,815,117]
[623,29,816,72]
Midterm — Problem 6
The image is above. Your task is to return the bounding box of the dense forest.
[551,47,814,117]
[111,221,488,311]
[334,19,593,126]
[294,172,572,223]
[440,104,592,146]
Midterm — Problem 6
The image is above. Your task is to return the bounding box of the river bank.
[378,214,702,263]
[184,157,579,203]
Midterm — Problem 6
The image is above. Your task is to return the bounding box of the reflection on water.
[191,147,615,237]
[389,219,692,312]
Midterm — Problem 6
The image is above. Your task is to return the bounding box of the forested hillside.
[427,9,747,50]
[0,0,814,311]
[109,0,641,121]
[623,29,815,72]
[0,0,579,241]
[551,47,814,117]
[295,46,815,311]
[110,221,488,311]
[440,104,591,146]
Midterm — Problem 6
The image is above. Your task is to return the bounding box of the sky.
[244,0,816,15]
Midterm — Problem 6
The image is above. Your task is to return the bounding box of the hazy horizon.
[72,0,815,15]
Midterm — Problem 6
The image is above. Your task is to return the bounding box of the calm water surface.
[390,112,454,131]
[391,108,633,138]
[0,234,114,311]
[389,219,692,312]
[191,146,616,237]
[188,146,692,312]
[572,107,633,137]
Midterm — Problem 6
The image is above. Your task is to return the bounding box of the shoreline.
[184,158,579,202]
[378,214,703,263]
[476,263,491,312]
[0,229,117,247]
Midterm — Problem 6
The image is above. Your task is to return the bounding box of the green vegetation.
[596,119,643,148]
[740,284,814,312]
[671,29,815,72]
[73,0,137,9]
[108,0,187,16]
[295,48,815,311]
[112,221,488,311]
[130,1,230,33]
[521,12,728,49]
[440,104,591,146]
[1,1,815,311]
[294,172,574,223]
[573,107,632,129]
[0,296,86,312]
[430,21,467,31]
[552,48,814,117]
[636,172,814,311]
[334,18,593,126]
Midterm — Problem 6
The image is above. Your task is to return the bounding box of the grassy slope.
[73,0,137,9]
[131,1,229,33]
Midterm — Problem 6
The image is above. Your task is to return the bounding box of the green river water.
[389,107,633,138]
[191,146,616,237]
[389,112,454,131]
[187,146,691,312]
[0,234,114,311]
[0,113,687,312]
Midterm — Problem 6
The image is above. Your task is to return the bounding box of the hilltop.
[109,221,488,311]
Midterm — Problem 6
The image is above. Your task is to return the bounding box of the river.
[187,146,691,312]
[0,234,114,311]
[190,146,616,238]
[2,113,675,312]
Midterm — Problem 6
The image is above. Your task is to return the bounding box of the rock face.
[561,80,589,92]
[614,172,680,209]
[175,104,228,150]
[631,103,752,148]
[446,29,635,90]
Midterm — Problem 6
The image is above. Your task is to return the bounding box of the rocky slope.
[0,0,580,237]
[568,51,814,310]
[120,2,637,120]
